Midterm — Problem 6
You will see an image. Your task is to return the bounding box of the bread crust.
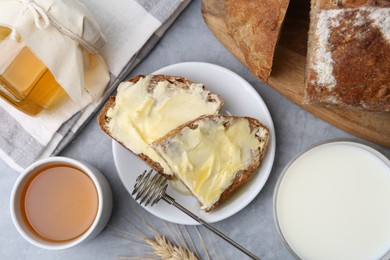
[305,0,390,112]
[97,75,224,178]
[152,115,270,211]
[225,0,290,82]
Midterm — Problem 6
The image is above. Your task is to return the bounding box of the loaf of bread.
[152,115,269,211]
[305,0,390,112]
[97,75,223,177]
[225,0,290,82]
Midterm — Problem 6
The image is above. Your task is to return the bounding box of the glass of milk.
[274,140,390,260]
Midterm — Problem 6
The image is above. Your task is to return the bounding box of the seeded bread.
[304,0,390,112]
[152,115,269,211]
[97,75,224,178]
[225,0,290,82]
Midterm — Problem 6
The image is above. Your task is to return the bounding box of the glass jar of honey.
[0,26,66,116]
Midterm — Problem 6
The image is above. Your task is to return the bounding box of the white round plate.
[113,62,276,225]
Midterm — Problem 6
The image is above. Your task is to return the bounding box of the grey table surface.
[1,1,389,259]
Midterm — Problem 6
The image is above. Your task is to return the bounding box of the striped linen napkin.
[0,0,191,172]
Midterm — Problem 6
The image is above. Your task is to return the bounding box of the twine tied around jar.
[21,0,50,30]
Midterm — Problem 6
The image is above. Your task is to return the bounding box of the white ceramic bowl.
[10,157,113,250]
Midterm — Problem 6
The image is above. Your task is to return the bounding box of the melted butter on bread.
[153,116,267,210]
[106,76,221,176]
[171,177,192,195]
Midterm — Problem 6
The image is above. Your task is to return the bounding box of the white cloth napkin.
[0,0,191,171]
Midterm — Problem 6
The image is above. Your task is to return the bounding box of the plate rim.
[112,61,276,224]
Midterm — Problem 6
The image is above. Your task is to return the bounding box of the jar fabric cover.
[0,0,110,103]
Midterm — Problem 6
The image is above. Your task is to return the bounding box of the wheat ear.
[144,233,198,260]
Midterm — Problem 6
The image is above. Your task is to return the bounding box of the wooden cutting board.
[201,0,390,147]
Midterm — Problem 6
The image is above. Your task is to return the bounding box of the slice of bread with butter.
[98,75,224,177]
[152,115,269,211]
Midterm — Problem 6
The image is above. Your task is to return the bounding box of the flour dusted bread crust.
[305,0,390,112]
[152,115,270,211]
[97,75,223,178]
[225,0,290,82]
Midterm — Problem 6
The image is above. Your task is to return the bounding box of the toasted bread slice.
[152,115,269,211]
[97,75,223,177]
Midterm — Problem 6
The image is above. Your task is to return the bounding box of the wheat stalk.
[144,233,198,260]
[112,210,216,259]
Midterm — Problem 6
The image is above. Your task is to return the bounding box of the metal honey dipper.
[132,169,260,260]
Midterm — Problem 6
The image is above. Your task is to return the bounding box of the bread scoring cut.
[97,75,223,177]
[152,115,269,211]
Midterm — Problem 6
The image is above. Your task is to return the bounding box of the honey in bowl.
[20,164,99,242]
